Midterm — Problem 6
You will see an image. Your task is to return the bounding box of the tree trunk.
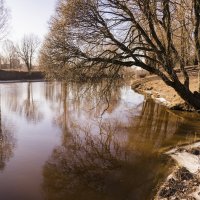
[198,67,200,92]
[28,68,31,76]
[194,0,200,92]
[26,63,32,76]
[172,80,200,110]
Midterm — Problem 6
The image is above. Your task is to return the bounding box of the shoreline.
[155,141,200,200]
[131,75,198,112]
[0,69,45,81]
[0,79,45,84]
[131,76,171,107]
[131,76,200,199]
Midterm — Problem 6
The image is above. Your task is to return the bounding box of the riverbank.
[0,69,44,81]
[132,75,199,111]
[155,142,200,200]
[131,75,200,198]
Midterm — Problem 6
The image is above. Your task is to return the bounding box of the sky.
[5,0,57,42]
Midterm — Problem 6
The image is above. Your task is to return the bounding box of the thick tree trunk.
[198,68,200,92]
[194,0,200,92]
[172,80,200,110]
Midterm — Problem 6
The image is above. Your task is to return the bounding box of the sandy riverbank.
[132,75,199,111]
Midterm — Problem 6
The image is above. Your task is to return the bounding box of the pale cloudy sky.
[5,0,57,42]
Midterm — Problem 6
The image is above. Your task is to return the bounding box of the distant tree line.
[0,1,40,73]
[0,35,40,74]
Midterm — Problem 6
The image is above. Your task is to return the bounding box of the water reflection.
[42,121,170,200]
[42,82,200,200]
[58,81,122,117]
[0,81,199,200]
[19,83,43,123]
[4,82,43,123]
[131,99,200,150]
[0,101,15,171]
[48,81,200,151]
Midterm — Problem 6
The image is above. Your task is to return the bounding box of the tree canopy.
[40,0,200,109]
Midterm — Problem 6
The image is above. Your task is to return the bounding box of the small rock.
[190,148,200,155]
[176,167,194,181]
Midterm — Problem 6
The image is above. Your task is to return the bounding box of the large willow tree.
[40,0,200,109]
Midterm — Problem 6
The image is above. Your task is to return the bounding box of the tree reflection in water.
[42,121,170,200]
[131,99,200,150]
[0,100,15,171]
[42,81,200,200]
[19,82,43,123]
[0,127,15,171]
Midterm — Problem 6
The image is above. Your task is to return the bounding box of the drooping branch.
[39,0,200,109]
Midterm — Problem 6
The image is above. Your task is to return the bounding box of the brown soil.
[132,75,199,110]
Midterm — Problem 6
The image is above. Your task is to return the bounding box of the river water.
[0,81,200,200]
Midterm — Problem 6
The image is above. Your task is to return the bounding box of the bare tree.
[17,34,40,74]
[40,0,200,109]
[3,39,18,69]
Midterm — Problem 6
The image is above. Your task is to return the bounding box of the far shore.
[0,69,45,82]
[0,79,45,84]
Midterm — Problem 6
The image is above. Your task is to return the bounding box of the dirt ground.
[132,75,199,109]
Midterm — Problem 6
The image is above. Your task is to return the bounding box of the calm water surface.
[0,81,200,200]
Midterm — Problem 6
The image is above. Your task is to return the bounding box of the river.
[0,81,200,200]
